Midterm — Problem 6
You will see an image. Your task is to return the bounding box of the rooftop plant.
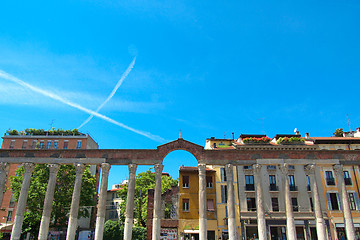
[243,136,271,144]
[276,137,305,145]
[333,128,344,137]
[5,128,83,136]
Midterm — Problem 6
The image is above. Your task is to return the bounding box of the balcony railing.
[245,185,255,191]
[289,185,298,191]
[269,185,279,191]
[326,178,336,185]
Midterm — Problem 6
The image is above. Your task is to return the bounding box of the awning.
[0,223,13,231]
[184,230,199,234]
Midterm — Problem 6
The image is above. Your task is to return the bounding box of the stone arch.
[157,138,204,162]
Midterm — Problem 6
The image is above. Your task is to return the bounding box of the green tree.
[118,168,178,227]
[103,220,146,240]
[334,128,344,137]
[10,164,96,238]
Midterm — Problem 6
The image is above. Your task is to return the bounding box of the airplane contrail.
[78,57,136,129]
[0,70,165,142]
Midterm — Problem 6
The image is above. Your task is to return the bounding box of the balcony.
[344,178,352,185]
[289,185,298,191]
[245,185,255,191]
[326,178,336,186]
[269,185,279,191]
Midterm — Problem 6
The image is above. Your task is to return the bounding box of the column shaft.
[281,164,296,240]
[225,164,237,240]
[66,163,86,240]
[38,164,60,240]
[124,164,137,240]
[95,163,111,240]
[253,164,267,240]
[334,164,355,240]
[152,164,163,240]
[11,163,35,240]
[198,163,207,240]
[305,165,326,240]
[0,162,9,206]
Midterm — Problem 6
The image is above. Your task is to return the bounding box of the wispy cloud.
[0,70,165,142]
[78,56,136,129]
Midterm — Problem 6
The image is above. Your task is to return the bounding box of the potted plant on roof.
[276,137,305,145]
[242,136,271,145]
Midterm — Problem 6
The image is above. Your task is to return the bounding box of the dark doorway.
[207,231,215,240]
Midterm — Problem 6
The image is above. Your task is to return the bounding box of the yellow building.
[178,166,217,240]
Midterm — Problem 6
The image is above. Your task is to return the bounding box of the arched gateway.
[1,138,360,240]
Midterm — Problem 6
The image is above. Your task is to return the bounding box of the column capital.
[101,163,111,174]
[154,163,163,175]
[333,164,343,175]
[225,164,233,182]
[128,163,137,174]
[304,164,316,175]
[0,162,8,171]
[198,163,206,174]
[47,164,60,174]
[23,163,35,173]
[252,163,262,174]
[280,163,289,175]
[74,163,86,174]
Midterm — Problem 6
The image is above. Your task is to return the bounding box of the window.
[289,175,297,191]
[53,141,58,149]
[271,198,279,212]
[327,192,340,210]
[63,141,68,149]
[46,141,51,149]
[22,141,27,149]
[309,197,314,212]
[291,198,299,212]
[245,175,255,191]
[267,165,276,170]
[207,199,215,211]
[325,171,335,185]
[6,211,13,222]
[269,175,277,191]
[31,140,37,149]
[243,165,252,170]
[183,199,189,212]
[221,185,227,203]
[221,168,227,181]
[306,175,311,191]
[182,176,189,188]
[9,140,15,149]
[39,141,44,149]
[206,176,213,188]
[288,165,295,170]
[348,192,359,210]
[76,140,82,149]
[247,198,256,211]
[344,171,352,185]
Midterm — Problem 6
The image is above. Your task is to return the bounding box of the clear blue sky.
[1,0,360,189]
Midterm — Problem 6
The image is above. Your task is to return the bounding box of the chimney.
[232,132,234,140]
[305,133,309,139]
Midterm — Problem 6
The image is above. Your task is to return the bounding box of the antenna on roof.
[347,114,351,131]
[179,129,182,139]
[49,119,55,130]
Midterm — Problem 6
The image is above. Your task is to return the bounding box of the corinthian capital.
[128,163,137,175]
[280,163,289,175]
[101,163,111,174]
[154,164,163,175]
[252,164,262,174]
[23,163,35,173]
[74,163,86,175]
[198,163,206,175]
[48,164,60,175]
[304,164,316,175]
[333,164,343,175]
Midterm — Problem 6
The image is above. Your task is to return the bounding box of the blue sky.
[1,0,360,188]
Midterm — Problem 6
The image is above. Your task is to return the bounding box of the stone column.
[94,163,111,240]
[253,164,267,240]
[152,164,163,240]
[11,163,35,240]
[280,163,296,240]
[225,164,237,240]
[38,164,61,240]
[0,162,9,206]
[66,163,86,240]
[305,164,326,240]
[334,164,355,240]
[124,163,137,240]
[198,163,207,240]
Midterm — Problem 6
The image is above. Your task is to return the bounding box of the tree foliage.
[10,164,97,237]
[103,220,146,240]
[118,168,178,227]
[334,128,344,137]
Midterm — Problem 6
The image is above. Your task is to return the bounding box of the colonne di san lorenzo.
[1,137,360,240]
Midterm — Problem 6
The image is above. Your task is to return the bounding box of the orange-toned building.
[0,129,99,233]
[178,166,217,240]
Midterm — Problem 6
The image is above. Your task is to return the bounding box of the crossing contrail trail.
[0,70,165,142]
[78,57,136,129]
